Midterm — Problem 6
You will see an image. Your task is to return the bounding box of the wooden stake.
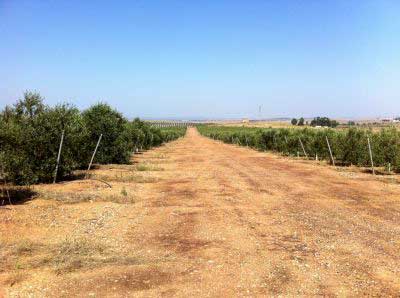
[298,137,308,158]
[53,130,65,184]
[367,137,375,175]
[6,189,11,205]
[283,136,288,155]
[86,134,102,178]
[325,136,335,166]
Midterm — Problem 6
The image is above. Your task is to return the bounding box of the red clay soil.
[1,127,400,297]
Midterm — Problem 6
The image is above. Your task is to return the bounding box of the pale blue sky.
[1,0,399,119]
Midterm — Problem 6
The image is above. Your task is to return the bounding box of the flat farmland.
[1,127,400,297]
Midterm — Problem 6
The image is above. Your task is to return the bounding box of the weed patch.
[136,163,164,172]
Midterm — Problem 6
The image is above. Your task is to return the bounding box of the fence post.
[1,165,12,205]
[298,137,308,158]
[367,137,375,175]
[86,134,102,178]
[53,130,65,184]
[325,136,335,166]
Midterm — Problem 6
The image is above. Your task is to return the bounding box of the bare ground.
[1,127,400,297]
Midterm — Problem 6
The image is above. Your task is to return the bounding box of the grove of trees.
[310,117,339,128]
[0,92,185,185]
[291,117,305,126]
[291,117,338,127]
[198,125,400,171]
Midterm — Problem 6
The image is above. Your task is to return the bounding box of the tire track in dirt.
[132,127,400,296]
[197,135,400,296]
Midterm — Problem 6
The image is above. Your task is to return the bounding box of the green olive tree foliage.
[198,125,400,171]
[0,92,186,185]
[82,103,128,164]
[0,92,87,184]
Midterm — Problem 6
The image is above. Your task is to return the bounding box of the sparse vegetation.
[136,163,163,171]
[89,172,158,183]
[121,187,128,197]
[38,186,136,204]
[50,237,107,273]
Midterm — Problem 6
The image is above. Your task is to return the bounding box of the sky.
[0,0,399,119]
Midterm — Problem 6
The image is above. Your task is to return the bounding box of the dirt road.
[2,127,400,297]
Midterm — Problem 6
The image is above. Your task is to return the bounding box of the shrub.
[0,92,86,184]
[82,103,129,164]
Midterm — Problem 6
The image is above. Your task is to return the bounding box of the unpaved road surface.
[1,127,400,297]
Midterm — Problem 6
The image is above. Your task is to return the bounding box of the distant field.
[218,120,293,128]
[215,119,400,130]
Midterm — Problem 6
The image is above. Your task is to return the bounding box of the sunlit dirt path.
[2,127,400,297]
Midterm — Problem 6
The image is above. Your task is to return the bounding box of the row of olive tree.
[198,125,400,171]
[0,92,185,185]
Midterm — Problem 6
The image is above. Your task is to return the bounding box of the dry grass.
[89,172,159,183]
[136,163,164,172]
[1,239,41,274]
[38,190,136,204]
[1,237,142,278]
[48,237,107,273]
[3,271,27,287]
[14,240,37,255]
[2,239,40,258]
[47,237,141,273]
[152,153,167,159]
